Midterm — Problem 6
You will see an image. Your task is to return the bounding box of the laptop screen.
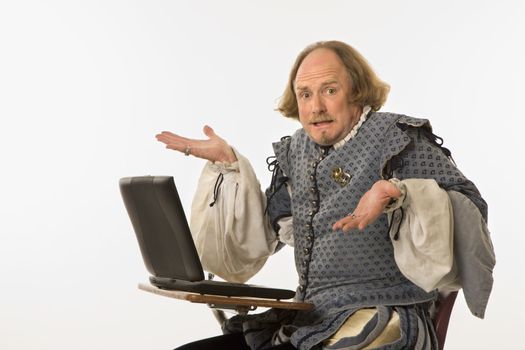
[119,176,205,282]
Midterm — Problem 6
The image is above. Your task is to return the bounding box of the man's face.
[294,48,362,146]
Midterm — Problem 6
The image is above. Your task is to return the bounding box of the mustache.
[310,113,334,124]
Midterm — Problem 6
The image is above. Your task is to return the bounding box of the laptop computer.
[119,175,296,300]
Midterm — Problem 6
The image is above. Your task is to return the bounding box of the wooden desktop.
[138,283,314,315]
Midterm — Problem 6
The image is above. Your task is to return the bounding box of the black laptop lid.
[119,176,205,282]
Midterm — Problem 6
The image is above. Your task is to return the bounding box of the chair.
[433,291,458,350]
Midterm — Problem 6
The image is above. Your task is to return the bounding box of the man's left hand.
[332,180,401,232]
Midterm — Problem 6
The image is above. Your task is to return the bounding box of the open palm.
[156,125,236,163]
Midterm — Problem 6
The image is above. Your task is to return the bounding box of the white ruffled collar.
[333,105,372,150]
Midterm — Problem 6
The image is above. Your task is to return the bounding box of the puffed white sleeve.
[386,178,495,318]
[189,148,280,283]
[385,178,457,292]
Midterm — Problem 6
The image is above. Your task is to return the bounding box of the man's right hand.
[156,125,237,163]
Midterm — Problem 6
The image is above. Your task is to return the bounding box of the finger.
[158,131,195,144]
[351,211,369,231]
[352,214,367,229]
[156,134,176,144]
[338,213,370,232]
[165,143,189,153]
[157,131,201,142]
[332,215,356,231]
[358,221,368,230]
[156,133,179,144]
[347,215,372,231]
[332,217,349,230]
[155,132,170,140]
[157,131,183,140]
[341,221,358,232]
[157,135,186,149]
[203,125,216,139]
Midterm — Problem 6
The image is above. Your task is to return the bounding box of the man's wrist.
[384,178,406,212]
[220,146,237,164]
[212,146,239,170]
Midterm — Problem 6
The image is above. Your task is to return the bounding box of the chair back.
[433,291,458,350]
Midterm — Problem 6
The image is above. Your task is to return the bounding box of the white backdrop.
[1,1,523,349]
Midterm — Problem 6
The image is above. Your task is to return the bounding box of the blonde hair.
[277,41,390,119]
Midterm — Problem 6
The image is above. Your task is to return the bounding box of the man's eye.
[326,87,336,95]
[300,92,311,99]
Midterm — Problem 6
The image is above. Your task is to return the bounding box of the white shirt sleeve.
[386,178,457,293]
[189,148,279,283]
[386,178,495,318]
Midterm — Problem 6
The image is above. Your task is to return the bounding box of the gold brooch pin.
[331,167,352,187]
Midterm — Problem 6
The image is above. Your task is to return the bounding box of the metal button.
[309,187,316,193]
[304,247,310,254]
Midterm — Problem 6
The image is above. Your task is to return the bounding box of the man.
[156,41,494,350]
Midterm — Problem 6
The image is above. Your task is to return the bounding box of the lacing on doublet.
[265,156,289,213]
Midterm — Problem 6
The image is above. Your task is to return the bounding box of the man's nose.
[312,94,326,115]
